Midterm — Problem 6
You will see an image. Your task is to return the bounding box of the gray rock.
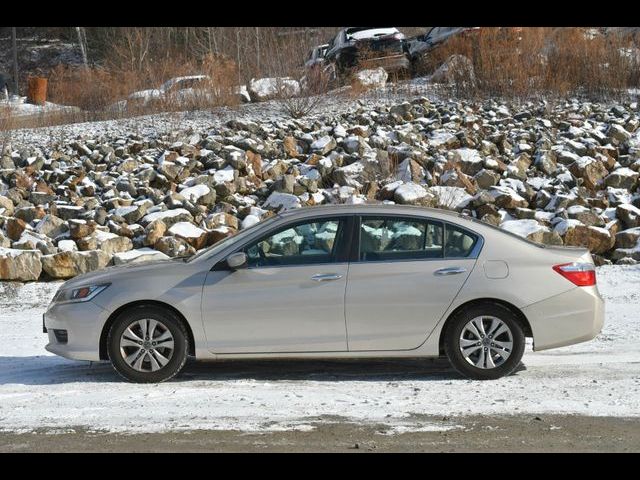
[34,214,67,239]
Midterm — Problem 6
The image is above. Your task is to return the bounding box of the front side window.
[359,217,444,261]
[243,218,345,268]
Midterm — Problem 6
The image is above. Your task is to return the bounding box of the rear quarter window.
[444,224,478,258]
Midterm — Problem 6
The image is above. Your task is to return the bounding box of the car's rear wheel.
[444,303,525,380]
[107,305,189,383]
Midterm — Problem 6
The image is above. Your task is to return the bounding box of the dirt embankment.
[1,415,638,452]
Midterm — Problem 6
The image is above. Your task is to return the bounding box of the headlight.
[53,284,110,304]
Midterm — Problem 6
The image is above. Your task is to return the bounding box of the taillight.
[553,263,596,286]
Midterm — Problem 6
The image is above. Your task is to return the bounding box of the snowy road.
[0,265,639,434]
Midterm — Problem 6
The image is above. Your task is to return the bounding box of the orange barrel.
[27,77,48,105]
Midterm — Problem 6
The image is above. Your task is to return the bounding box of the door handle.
[434,267,467,276]
[311,273,343,282]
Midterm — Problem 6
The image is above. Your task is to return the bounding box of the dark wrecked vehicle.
[324,27,410,80]
[406,27,480,63]
[301,43,334,91]
[304,43,329,72]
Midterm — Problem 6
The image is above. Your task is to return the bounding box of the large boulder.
[92,230,133,256]
[6,217,27,241]
[263,192,301,211]
[154,236,194,258]
[563,225,615,254]
[616,203,640,228]
[248,77,300,102]
[500,219,550,244]
[451,148,484,176]
[0,248,42,281]
[41,250,110,279]
[488,186,529,209]
[430,55,475,86]
[568,156,608,190]
[141,208,194,228]
[112,248,170,266]
[168,222,208,250]
[352,67,388,89]
[0,196,14,216]
[34,214,67,239]
[68,219,96,240]
[310,136,337,155]
[604,167,639,190]
[393,183,430,205]
[615,227,640,249]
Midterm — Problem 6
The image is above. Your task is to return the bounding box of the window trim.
[352,214,483,264]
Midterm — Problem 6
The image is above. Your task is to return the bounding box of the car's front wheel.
[444,303,525,380]
[107,305,189,383]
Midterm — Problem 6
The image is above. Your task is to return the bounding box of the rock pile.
[1,96,639,280]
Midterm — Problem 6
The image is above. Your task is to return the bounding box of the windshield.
[186,214,280,263]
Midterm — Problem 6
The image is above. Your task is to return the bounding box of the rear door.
[345,215,479,351]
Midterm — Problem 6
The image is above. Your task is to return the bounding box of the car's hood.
[60,258,188,290]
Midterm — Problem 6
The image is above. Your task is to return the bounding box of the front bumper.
[44,300,110,361]
[523,286,605,351]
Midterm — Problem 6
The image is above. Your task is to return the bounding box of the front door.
[345,216,478,351]
[201,217,350,353]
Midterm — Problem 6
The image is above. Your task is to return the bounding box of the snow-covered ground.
[0,265,639,434]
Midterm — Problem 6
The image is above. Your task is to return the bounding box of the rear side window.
[444,224,478,258]
[359,217,444,261]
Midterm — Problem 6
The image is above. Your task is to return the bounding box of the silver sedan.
[44,205,605,382]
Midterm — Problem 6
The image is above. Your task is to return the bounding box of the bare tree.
[11,27,18,94]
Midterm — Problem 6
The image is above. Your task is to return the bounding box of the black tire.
[107,305,189,383]
[444,302,525,380]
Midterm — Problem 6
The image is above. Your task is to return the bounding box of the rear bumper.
[523,286,605,351]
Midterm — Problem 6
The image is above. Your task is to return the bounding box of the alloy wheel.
[459,316,513,369]
[119,318,175,372]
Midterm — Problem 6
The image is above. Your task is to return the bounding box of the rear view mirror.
[226,252,248,270]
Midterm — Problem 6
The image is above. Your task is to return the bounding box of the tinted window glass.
[359,217,443,261]
[244,218,344,268]
[444,224,478,258]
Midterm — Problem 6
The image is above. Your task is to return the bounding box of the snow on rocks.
[501,219,549,243]
[142,208,193,228]
[263,192,302,211]
[179,184,211,203]
[2,95,640,281]
[113,248,170,266]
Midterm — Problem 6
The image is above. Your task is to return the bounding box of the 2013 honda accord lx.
[44,205,604,382]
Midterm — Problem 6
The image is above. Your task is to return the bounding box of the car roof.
[276,204,467,222]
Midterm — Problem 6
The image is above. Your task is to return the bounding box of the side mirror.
[226,252,248,270]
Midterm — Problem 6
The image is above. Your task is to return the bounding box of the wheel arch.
[438,298,532,356]
[99,300,196,361]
